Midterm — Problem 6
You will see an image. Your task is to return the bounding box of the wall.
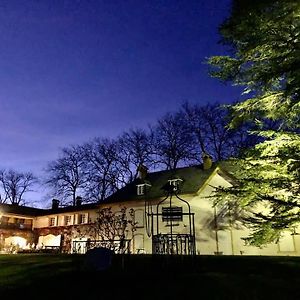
[190,170,300,256]
[3,169,299,256]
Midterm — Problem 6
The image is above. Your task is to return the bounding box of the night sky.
[0,0,241,205]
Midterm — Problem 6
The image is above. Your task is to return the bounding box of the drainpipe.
[214,206,219,254]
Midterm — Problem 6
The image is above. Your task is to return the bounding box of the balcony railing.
[152,234,196,255]
[0,223,32,230]
[72,239,131,254]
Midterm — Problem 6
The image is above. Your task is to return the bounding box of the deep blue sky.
[0,0,241,205]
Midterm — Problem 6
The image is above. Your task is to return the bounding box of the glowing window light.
[5,236,27,249]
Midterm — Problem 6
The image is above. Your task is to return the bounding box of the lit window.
[49,217,56,227]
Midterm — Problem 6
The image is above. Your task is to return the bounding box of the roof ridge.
[0,202,46,211]
[147,164,203,176]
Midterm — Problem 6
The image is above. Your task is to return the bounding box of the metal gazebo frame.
[145,180,196,255]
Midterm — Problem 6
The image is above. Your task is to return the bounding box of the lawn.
[1,254,300,299]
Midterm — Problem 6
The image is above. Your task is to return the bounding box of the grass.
[1,254,300,299]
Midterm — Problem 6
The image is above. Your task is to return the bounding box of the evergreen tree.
[209,0,300,245]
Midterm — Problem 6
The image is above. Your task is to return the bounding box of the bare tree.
[182,102,257,162]
[0,169,37,205]
[88,206,136,253]
[45,145,88,206]
[152,112,197,170]
[117,128,155,182]
[83,138,120,202]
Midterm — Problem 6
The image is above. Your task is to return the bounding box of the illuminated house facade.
[0,163,299,255]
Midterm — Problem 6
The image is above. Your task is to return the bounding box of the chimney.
[202,152,213,170]
[75,196,82,206]
[137,164,148,180]
[52,199,60,210]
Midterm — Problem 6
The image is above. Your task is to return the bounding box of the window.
[0,216,8,225]
[49,217,56,227]
[137,184,145,195]
[16,218,25,229]
[77,213,88,224]
[24,219,33,229]
[16,218,25,224]
[168,179,183,191]
[162,206,183,224]
[136,183,151,195]
[64,215,72,226]
[81,214,86,224]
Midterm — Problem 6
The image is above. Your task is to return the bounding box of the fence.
[72,239,131,254]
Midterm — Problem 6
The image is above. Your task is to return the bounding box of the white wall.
[5,236,27,248]
[38,234,61,247]
[27,170,300,256]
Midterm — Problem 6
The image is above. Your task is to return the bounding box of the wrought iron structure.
[72,239,131,254]
[145,179,196,255]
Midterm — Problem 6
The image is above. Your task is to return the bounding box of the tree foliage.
[209,0,300,245]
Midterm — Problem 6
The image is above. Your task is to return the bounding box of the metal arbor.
[145,179,196,255]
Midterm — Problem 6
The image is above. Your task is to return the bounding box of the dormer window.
[136,183,151,196]
[168,178,183,191]
[137,184,145,195]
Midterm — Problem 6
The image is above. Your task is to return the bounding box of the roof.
[105,164,219,203]
[0,163,234,217]
[0,202,100,217]
[0,203,46,217]
[43,202,100,215]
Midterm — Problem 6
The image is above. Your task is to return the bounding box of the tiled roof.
[0,163,233,217]
[42,202,100,215]
[0,202,100,217]
[0,203,46,217]
[104,164,219,203]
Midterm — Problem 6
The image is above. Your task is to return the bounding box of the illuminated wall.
[4,236,27,248]
[1,168,299,256]
[38,234,61,247]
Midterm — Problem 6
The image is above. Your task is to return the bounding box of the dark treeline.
[44,102,259,206]
[0,102,261,207]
